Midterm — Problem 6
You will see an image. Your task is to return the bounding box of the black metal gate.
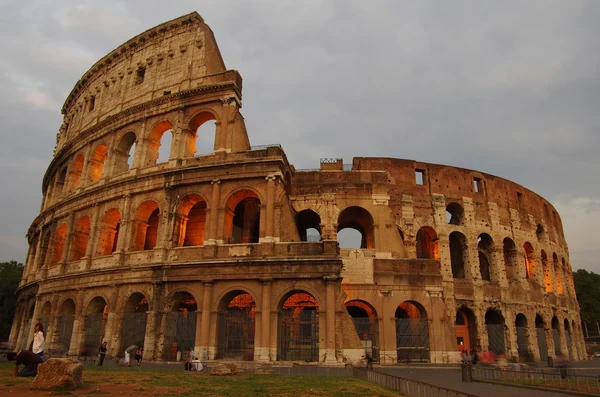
[20,319,31,350]
[351,317,380,362]
[395,318,430,362]
[536,327,548,362]
[565,329,573,360]
[516,327,529,359]
[163,311,197,360]
[82,313,106,356]
[217,310,255,359]
[487,324,505,354]
[120,312,147,354]
[278,309,319,361]
[56,315,74,355]
[552,329,561,356]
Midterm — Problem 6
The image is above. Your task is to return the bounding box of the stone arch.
[120,292,149,353]
[346,300,380,362]
[163,290,198,361]
[551,316,562,356]
[535,314,548,362]
[68,154,85,191]
[485,309,506,354]
[449,231,468,279]
[446,202,464,225]
[113,131,137,174]
[503,238,518,282]
[523,242,537,279]
[295,209,321,242]
[38,301,52,337]
[455,306,477,354]
[395,301,430,362]
[215,289,257,360]
[416,226,439,259]
[96,208,121,256]
[189,110,218,157]
[515,313,530,359]
[175,193,208,247]
[53,223,68,265]
[477,233,493,281]
[131,200,160,251]
[82,296,108,356]
[56,298,76,355]
[145,120,174,166]
[54,166,69,199]
[224,189,262,244]
[277,290,320,361]
[88,143,108,182]
[69,215,91,262]
[536,223,546,242]
[337,206,375,249]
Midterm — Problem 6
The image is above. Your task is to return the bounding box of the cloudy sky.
[1,0,599,273]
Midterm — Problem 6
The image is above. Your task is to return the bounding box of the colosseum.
[9,12,585,365]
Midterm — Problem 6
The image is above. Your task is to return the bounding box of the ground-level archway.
[163,292,198,361]
[535,315,548,362]
[485,310,505,354]
[516,313,530,360]
[277,291,319,361]
[455,307,476,354]
[552,316,561,356]
[55,299,76,355]
[119,293,148,354]
[216,291,256,359]
[82,297,108,357]
[346,300,379,362]
[395,301,430,362]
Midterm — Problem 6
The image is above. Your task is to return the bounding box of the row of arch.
[45,111,219,209]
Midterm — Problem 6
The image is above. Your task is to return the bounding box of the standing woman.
[32,323,45,358]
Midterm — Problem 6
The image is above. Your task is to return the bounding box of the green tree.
[573,269,600,336]
[0,261,23,342]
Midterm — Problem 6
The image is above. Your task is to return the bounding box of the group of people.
[123,344,144,367]
[7,322,45,377]
[460,349,479,365]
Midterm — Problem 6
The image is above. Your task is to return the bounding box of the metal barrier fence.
[271,365,353,377]
[353,367,478,397]
[473,366,600,395]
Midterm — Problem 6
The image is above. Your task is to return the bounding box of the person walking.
[32,323,45,358]
[124,344,137,367]
[135,346,143,367]
[98,341,108,366]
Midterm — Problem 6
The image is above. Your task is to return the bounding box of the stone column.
[114,194,132,257]
[258,279,272,361]
[199,281,213,360]
[324,277,337,362]
[155,311,168,360]
[206,180,221,244]
[59,213,75,274]
[264,175,276,241]
[103,287,120,358]
[84,205,100,269]
[68,291,86,356]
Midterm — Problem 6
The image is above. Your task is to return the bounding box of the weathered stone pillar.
[84,205,100,269]
[155,311,168,360]
[68,291,86,356]
[59,213,76,274]
[142,311,158,359]
[324,277,337,362]
[264,175,276,241]
[206,180,221,243]
[199,281,213,360]
[505,310,518,359]
[103,287,120,358]
[258,279,272,361]
[114,194,132,257]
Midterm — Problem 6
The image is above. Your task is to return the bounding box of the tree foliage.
[0,261,23,342]
[573,269,600,336]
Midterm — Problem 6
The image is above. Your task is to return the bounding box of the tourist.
[135,346,144,367]
[32,322,45,358]
[7,350,43,377]
[124,344,137,367]
[98,341,108,366]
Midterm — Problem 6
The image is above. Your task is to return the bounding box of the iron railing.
[353,367,478,397]
[473,366,600,395]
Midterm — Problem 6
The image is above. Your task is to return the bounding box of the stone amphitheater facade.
[10,12,585,365]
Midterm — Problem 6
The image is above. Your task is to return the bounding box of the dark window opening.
[295,209,321,242]
[163,90,171,96]
[446,202,464,225]
[231,198,260,244]
[89,96,96,112]
[450,232,467,278]
[473,177,482,193]
[415,169,425,185]
[478,234,493,281]
[517,192,523,209]
[135,67,146,85]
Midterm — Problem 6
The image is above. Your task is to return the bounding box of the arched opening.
[224,191,261,244]
[552,316,561,356]
[395,301,430,362]
[277,291,319,361]
[477,234,493,281]
[564,319,573,360]
[82,297,108,357]
[184,202,207,247]
[120,293,148,354]
[515,313,530,360]
[69,216,91,262]
[54,167,68,199]
[145,121,174,166]
[562,258,570,295]
[523,242,536,279]
[113,131,137,174]
[88,143,108,182]
[68,154,85,191]
[53,223,68,265]
[20,305,35,351]
[416,226,439,259]
[503,238,518,282]
[541,251,553,293]
[446,202,464,225]
[56,299,76,355]
[295,209,321,242]
[216,291,256,360]
[553,253,564,294]
[337,206,375,249]
[38,302,52,343]
[131,201,160,251]
[346,300,379,362]
[536,223,546,242]
[96,209,120,256]
[449,231,467,279]
[455,308,477,355]
[485,310,505,354]
[535,315,548,363]
[190,111,217,156]
[163,292,198,361]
